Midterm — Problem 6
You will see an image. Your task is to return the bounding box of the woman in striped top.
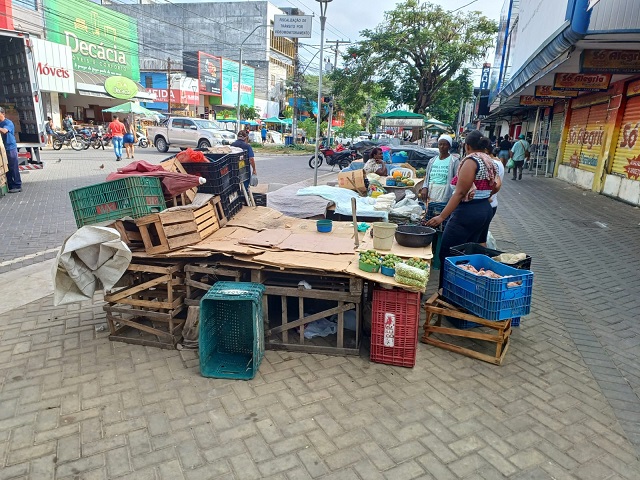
[426,130,502,286]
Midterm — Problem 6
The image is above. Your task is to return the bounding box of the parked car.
[147,117,236,152]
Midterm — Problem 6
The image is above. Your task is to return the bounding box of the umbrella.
[424,117,451,128]
[263,116,285,124]
[376,110,425,119]
[103,102,159,117]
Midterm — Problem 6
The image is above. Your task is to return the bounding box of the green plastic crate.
[199,282,265,380]
[69,176,166,227]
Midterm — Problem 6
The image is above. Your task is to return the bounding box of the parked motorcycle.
[309,147,361,170]
[76,127,92,150]
[52,130,86,151]
[90,130,105,150]
[137,133,149,148]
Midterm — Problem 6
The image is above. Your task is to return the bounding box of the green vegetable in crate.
[394,274,425,288]
[359,250,381,266]
[395,262,429,283]
[381,254,401,268]
[405,257,429,271]
[415,168,426,178]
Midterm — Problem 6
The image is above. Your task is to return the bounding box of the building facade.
[485,0,640,206]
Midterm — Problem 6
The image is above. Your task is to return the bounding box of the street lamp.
[313,0,333,186]
[191,84,198,118]
[237,24,268,133]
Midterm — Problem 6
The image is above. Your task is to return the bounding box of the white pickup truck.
[147,117,237,152]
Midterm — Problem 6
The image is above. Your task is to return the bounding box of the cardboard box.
[338,170,367,194]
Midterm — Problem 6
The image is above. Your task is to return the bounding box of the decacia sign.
[44,0,140,81]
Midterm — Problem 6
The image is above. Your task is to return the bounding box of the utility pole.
[325,40,349,145]
[292,38,299,144]
[167,57,172,115]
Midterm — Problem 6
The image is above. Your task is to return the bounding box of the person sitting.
[363,147,388,176]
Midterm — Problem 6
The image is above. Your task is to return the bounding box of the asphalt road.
[0,146,339,265]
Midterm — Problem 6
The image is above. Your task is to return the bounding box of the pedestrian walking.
[478,137,505,247]
[261,125,268,144]
[123,117,136,159]
[509,133,530,180]
[0,107,22,193]
[498,134,512,166]
[45,117,55,147]
[108,115,126,161]
[231,130,258,188]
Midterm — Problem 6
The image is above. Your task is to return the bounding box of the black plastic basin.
[395,225,436,248]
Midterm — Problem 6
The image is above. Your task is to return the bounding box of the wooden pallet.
[251,268,363,356]
[105,313,185,349]
[184,263,244,306]
[421,292,512,366]
[135,202,220,254]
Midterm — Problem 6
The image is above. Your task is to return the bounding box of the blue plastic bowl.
[316,219,333,233]
[386,178,397,186]
[380,265,395,277]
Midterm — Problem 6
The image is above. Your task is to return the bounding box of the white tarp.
[52,226,132,306]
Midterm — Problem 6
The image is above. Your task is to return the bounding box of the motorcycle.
[52,130,86,151]
[90,130,105,150]
[309,147,361,170]
[137,133,149,148]
[76,127,92,150]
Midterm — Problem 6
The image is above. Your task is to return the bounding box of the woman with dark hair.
[123,117,136,159]
[426,130,501,285]
[363,147,388,176]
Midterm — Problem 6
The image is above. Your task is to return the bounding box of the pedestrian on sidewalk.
[498,134,512,166]
[510,133,529,180]
[426,130,500,286]
[261,125,268,144]
[123,117,136,159]
[478,137,505,247]
[108,115,126,161]
[231,130,257,188]
[45,117,55,148]
[0,107,22,193]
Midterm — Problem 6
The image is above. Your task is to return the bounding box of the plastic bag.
[176,148,207,163]
[250,174,259,187]
[506,158,515,169]
[395,262,428,282]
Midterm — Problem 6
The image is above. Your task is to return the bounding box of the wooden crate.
[184,263,244,306]
[161,157,197,204]
[110,220,144,248]
[103,261,187,349]
[421,292,512,366]
[251,268,363,356]
[135,202,220,254]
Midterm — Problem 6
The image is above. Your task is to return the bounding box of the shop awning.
[75,72,155,101]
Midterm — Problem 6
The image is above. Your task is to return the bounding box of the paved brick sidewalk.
[0,175,639,479]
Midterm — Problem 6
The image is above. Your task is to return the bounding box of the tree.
[335,122,363,140]
[219,109,234,119]
[425,69,474,127]
[341,0,497,113]
[299,118,317,139]
[239,105,260,121]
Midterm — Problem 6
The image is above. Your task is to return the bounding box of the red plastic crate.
[370,289,421,367]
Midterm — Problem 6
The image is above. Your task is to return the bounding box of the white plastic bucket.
[372,222,397,250]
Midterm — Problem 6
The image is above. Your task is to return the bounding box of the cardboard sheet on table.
[226,207,287,230]
[252,251,352,273]
[238,229,292,247]
[346,260,425,293]
[278,233,356,255]
[189,226,265,256]
[358,232,433,260]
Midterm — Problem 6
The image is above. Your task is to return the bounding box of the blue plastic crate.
[442,255,533,322]
[199,282,265,380]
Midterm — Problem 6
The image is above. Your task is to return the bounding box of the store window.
[145,76,153,89]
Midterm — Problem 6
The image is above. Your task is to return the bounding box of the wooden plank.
[266,303,355,336]
[105,274,171,303]
[421,335,508,366]
[126,263,181,274]
[103,304,183,321]
[164,222,199,237]
[265,342,360,356]
[134,213,161,227]
[185,265,241,277]
[425,305,510,330]
[263,286,359,303]
[159,210,196,224]
[281,295,288,343]
[337,302,344,349]
[298,292,304,344]
[186,278,214,292]
[110,315,174,339]
[166,232,202,249]
[424,324,509,343]
[211,196,227,227]
[114,295,184,311]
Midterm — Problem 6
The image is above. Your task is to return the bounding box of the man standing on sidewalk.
[510,133,530,180]
[108,115,126,161]
[0,107,22,193]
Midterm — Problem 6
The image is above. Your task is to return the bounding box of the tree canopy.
[337,0,496,114]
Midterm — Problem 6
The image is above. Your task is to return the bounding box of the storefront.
[140,72,199,116]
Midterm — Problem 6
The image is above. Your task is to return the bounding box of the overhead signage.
[519,96,554,107]
[273,15,312,38]
[44,0,140,81]
[480,63,491,90]
[553,73,612,91]
[104,76,138,99]
[31,38,75,94]
[627,79,640,97]
[221,58,255,107]
[198,52,222,96]
[534,86,578,98]
[148,88,198,105]
[581,50,640,74]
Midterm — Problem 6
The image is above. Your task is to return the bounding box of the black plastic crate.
[253,192,267,207]
[450,243,532,270]
[181,156,231,195]
[219,185,246,220]
[227,153,250,184]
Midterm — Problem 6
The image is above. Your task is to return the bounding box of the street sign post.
[273,15,313,38]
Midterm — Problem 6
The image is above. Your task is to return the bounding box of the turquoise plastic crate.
[69,176,166,227]
[199,282,265,380]
[443,254,533,322]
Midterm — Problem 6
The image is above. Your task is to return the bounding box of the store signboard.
[197,52,222,96]
[627,79,640,97]
[581,50,640,74]
[534,86,578,98]
[31,38,75,94]
[221,58,255,107]
[273,15,312,38]
[104,76,138,99]
[553,73,612,91]
[519,96,554,107]
[44,0,140,81]
[480,63,491,90]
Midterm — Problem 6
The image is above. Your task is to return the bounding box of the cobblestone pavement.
[0,148,337,270]
[0,171,640,479]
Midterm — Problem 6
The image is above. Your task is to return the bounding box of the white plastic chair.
[388,167,414,178]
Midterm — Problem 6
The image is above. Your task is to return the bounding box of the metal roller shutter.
[562,107,590,166]
[578,103,608,172]
[548,111,565,165]
[612,95,640,178]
